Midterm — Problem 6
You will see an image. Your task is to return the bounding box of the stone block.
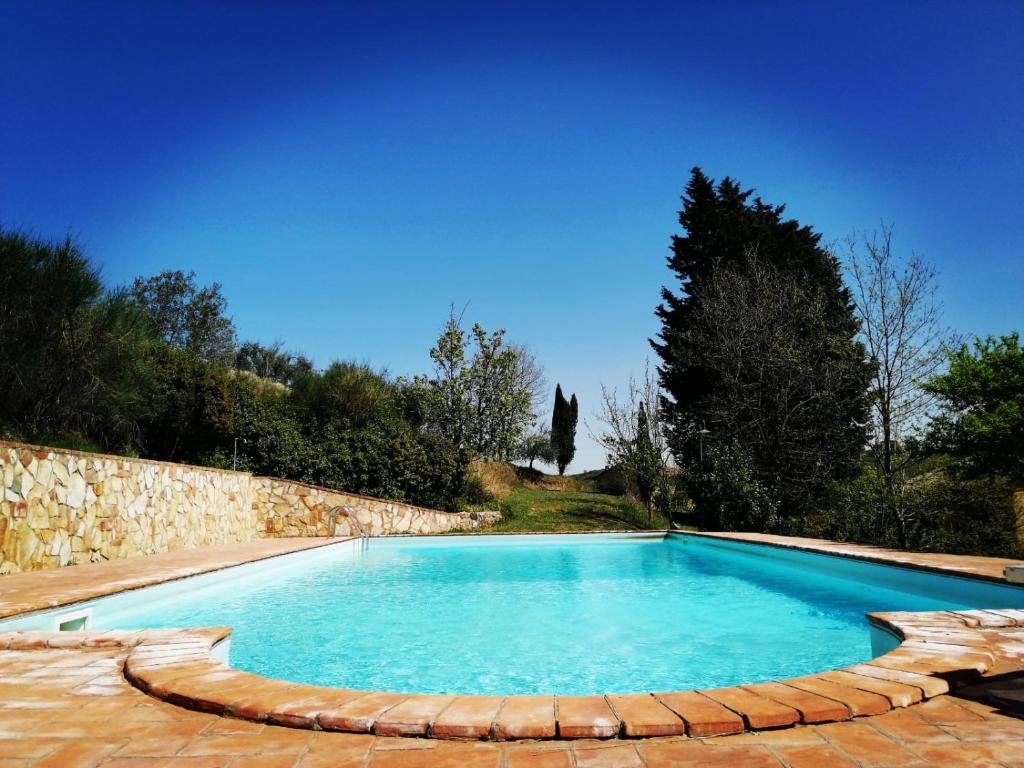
[66,473,87,509]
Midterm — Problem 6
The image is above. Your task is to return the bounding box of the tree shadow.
[955,671,1024,719]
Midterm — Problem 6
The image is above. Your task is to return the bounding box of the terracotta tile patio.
[0,646,1022,768]
[0,534,1022,765]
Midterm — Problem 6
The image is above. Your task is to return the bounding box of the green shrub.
[0,230,156,451]
[30,432,105,455]
[803,468,895,545]
[910,476,1021,558]
[460,471,493,508]
[804,468,1022,558]
[590,465,632,496]
[690,441,780,532]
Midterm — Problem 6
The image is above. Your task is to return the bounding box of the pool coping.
[0,532,666,623]
[674,531,1022,585]
[0,532,1023,741]
[1,606,1018,741]
[0,537,350,622]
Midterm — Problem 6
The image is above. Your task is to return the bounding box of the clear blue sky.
[2,1,1021,470]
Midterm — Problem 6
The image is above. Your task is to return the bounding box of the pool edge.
[2,531,1023,741]
[670,530,1021,586]
[104,606,1019,740]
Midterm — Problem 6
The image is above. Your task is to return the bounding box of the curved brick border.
[107,608,1023,740]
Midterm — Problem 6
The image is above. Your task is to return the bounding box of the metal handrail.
[328,505,369,539]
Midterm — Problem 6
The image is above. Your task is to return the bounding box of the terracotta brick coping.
[0,607,1006,742]
[0,534,664,622]
[675,531,1024,584]
[384,528,668,538]
[0,537,348,621]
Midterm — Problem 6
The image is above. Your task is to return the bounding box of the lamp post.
[233,437,247,471]
[698,423,711,471]
[697,424,711,530]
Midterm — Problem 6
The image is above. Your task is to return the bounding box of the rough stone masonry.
[0,441,498,574]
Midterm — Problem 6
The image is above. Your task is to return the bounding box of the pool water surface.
[91,533,1024,695]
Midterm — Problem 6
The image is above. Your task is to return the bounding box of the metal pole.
[697,424,711,530]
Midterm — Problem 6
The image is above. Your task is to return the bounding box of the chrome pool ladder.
[329,505,370,550]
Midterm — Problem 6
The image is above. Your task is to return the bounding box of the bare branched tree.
[592,362,673,523]
[844,224,953,545]
[509,344,547,411]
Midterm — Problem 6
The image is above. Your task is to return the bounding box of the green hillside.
[472,462,669,532]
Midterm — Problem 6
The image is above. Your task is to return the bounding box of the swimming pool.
[4,532,1023,695]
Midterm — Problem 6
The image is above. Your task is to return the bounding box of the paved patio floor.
[0,642,1022,767]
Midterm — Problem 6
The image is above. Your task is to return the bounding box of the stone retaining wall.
[0,441,497,574]
[0,443,254,574]
[253,477,500,537]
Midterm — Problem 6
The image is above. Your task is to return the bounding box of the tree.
[634,405,660,520]
[551,385,578,475]
[290,361,395,429]
[677,251,869,528]
[424,310,540,461]
[235,340,313,385]
[425,311,471,451]
[237,360,469,510]
[0,229,154,449]
[508,344,546,403]
[927,333,1024,482]
[845,225,951,546]
[652,169,871,529]
[518,427,555,469]
[594,365,672,524]
[138,345,235,462]
[464,324,536,459]
[130,270,236,366]
[1,229,475,511]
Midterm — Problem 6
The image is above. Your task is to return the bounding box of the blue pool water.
[91,533,1024,695]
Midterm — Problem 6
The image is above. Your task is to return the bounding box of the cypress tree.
[634,403,658,522]
[651,168,871,529]
[551,384,564,456]
[551,384,578,475]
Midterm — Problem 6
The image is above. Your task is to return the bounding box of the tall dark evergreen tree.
[551,384,578,475]
[634,403,659,522]
[652,168,871,530]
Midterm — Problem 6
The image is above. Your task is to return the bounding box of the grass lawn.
[485,484,669,532]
